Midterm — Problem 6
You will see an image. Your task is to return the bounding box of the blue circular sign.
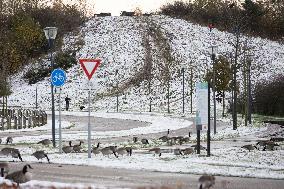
[51,68,66,87]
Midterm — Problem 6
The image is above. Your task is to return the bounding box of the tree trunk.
[222,91,225,117]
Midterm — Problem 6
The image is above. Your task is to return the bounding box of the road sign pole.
[88,80,91,158]
[59,87,62,153]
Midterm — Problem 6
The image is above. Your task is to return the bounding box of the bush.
[253,74,284,116]
[24,52,77,84]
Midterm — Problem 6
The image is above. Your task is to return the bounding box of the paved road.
[8,162,284,189]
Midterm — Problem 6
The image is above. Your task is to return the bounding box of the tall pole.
[167,79,170,114]
[207,82,211,157]
[116,69,119,112]
[149,75,152,112]
[59,88,62,153]
[49,40,56,147]
[88,80,91,158]
[247,59,252,124]
[190,66,193,114]
[35,86,38,109]
[212,47,217,134]
[182,67,185,114]
[233,31,239,130]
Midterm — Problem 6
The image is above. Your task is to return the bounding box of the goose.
[80,106,85,110]
[198,175,215,189]
[173,148,183,155]
[101,147,118,158]
[159,129,170,142]
[1,147,23,162]
[73,141,84,153]
[62,141,73,153]
[149,148,161,156]
[32,151,50,163]
[125,147,133,156]
[5,164,33,186]
[241,144,257,152]
[270,137,284,142]
[181,147,194,155]
[92,142,101,155]
[141,138,149,145]
[6,137,13,144]
[0,162,9,177]
[116,147,127,156]
[191,144,207,151]
[263,143,280,151]
[37,139,51,146]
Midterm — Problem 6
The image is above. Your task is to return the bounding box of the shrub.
[24,52,77,84]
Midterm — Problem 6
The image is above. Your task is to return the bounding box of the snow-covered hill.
[8,16,284,113]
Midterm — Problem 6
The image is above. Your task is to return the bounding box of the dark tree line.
[253,74,284,116]
[160,0,284,41]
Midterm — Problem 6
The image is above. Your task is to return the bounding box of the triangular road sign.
[79,59,101,80]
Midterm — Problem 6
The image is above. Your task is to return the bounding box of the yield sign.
[79,59,101,80]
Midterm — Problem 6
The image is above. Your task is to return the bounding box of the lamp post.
[211,46,218,134]
[181,66,185,114]
[44,27,58,148]
[115,69,119,112]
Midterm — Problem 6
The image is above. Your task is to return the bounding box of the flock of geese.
[0,128,283,187]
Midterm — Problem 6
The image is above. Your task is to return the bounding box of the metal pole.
[182,68,185,114]
[248,60,252,124]
[116,82,119,112]
[59,88,62,153]
[197,129,200,154]
[212,47,216,134]
[50,48,56,147]
[88,80,91,158]
[190,66,193,114]
[35,86,38,109]
[167,79,170,114]
[207,82,211,157]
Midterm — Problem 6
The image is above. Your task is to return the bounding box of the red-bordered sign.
[79,59,101,80]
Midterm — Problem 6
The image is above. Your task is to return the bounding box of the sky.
[83,0,187,16]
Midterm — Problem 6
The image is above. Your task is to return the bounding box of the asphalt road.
[8,162,284,189]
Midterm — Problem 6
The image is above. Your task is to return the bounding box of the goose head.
[23,164,33,174]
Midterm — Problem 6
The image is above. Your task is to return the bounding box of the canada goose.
[80,106,85,110]
[92,142,101,155]
[141,138,149,145]
[73,141,84,152]
[241,144,257,152]
[181,147,194,155]
[37,139,51,146]
[191,144,207,151]
[263,143,280,151]
[0,162,9,177]
[1,147,23,162]
[125,147,133,156]
[101,147,118,158]
[270,137,284,142]
[32,151,50,163]
[62,141,73,153]
[6,137,13,144]
[116,147,127,156]
[159,129,170,142]
[173,148,183,155]
[149,148,161,156]
[5,164,33,186]
[198,175,215,189]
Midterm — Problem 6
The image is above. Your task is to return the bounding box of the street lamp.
[211,46,218,135]
[44,27,58,148]
[181,65,185,114]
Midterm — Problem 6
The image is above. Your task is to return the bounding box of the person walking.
[65,95,71,111]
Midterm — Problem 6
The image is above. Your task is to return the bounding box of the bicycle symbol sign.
[51,68,66,87]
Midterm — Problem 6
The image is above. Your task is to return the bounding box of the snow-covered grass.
[0,177,125,189]
[7,16,284,115]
